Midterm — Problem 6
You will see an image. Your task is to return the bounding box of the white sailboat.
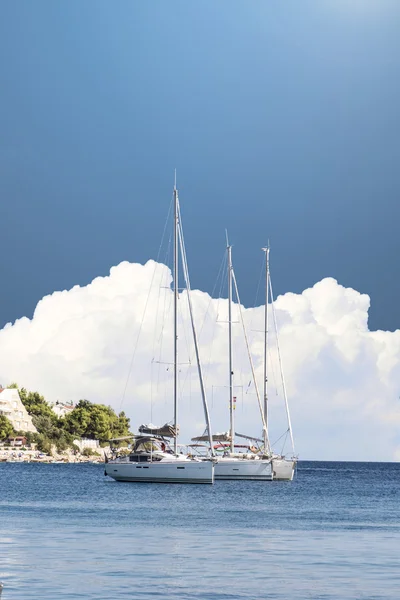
[192,239,273,481]
[262,245,297,481]
[105,180,215,484]
[105,431,213,483]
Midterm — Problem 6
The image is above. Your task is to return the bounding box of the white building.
[73,438,100,452]
[52,400,75,418]
[0,387,37,433]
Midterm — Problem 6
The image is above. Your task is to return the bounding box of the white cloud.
[1,260,399,461]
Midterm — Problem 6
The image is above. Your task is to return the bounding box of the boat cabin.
[128,436,173,460]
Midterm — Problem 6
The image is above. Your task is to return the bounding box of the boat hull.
[272,457,296,481]
[214,458,273,481]
[105,459,214,484]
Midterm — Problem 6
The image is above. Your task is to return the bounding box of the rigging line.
[179,247,227,395]
[180,290,193,376]
[151,234,171,417]
[157,288,173,393]
[280,430,289,456]
[119,195,174,410]
[176,296,193,404]
[154,232,172,351]
[268,345,279,399]
[189,249,227,373]
[248,251,266,342]
[172,241,197,404]
[253,251,265,310]
[150,360,154,422]
[237,253,265,397]
[269,274,295,455]
[249,255,267,388]
[231,268,270,453]
[205,253,227,375]
[156,235,173,392]
[177,202,214,453]
[152,236,173,419]
[198,249,227,343]
[270,427,290,449]
[174,246,227,392]
[204,251,227,390]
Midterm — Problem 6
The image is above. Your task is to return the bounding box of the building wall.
[52,401,75,418]
[0,388,37,433]
[73,438,100,451]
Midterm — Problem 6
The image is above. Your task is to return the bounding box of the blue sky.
[1,0,399,331]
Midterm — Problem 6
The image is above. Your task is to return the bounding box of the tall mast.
[173,175,179,455]
[262,244,270,450]
[177,203,214,456]
[269,274,295,456]
[227,237,234,454]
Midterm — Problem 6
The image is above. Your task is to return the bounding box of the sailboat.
[192,239,273,481]
[105,180,215,484]
[262,244,297,481]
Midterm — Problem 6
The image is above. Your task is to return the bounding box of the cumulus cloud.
[1,260,399,461]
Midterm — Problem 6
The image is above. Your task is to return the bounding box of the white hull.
[105,459,214,484]
[272,457,296,481]
[214,458,273,481]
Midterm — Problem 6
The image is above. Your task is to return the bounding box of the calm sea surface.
[0,461,399,599]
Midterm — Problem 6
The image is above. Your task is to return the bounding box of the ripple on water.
[1,461,400,599]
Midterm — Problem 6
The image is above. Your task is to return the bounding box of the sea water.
[0,461,399,599]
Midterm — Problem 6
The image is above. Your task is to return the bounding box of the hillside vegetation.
[1,384,131,453]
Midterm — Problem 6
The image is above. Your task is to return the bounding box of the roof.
[138,423,178,438]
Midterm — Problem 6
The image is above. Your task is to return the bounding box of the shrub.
[0,415,14,441]
[36,435,52,455]
[82,448,93,456]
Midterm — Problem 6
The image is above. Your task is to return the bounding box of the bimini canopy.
[138,423,178,438]
[191,431,231,443]
[108,435,135,443]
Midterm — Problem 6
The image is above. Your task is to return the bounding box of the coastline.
[0,449,105,464]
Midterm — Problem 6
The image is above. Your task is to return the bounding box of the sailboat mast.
[227,242,234,454]
[173,180,179,456]
[262,245,270,450]
[269,274,295,456]
[176,203,215,456]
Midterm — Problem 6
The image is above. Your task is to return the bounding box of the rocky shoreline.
[0,449,105,463]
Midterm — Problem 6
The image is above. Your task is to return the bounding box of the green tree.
[18,388,57,420]
[54,432,72,453]
[63,400,131,443]
[36,434,52,455]
[115,411,130,437]
[0,415,14,441]
[6,385,131,449]
[32,414,58,435]
[32,414,74,451]
[25,431,35,446]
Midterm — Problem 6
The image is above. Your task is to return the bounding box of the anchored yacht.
[192,239,273,481]
[105,178,214,484]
